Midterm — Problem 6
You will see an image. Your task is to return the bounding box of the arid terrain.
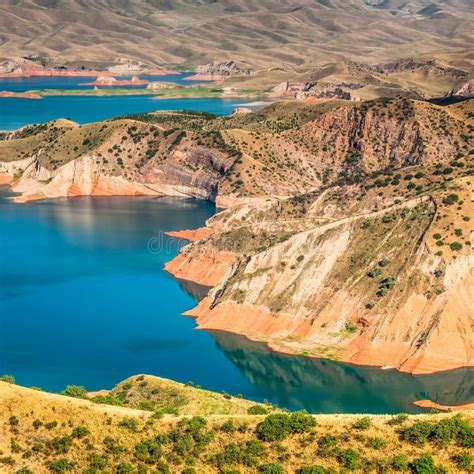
[0,97,472,375]
[0,0,473,70]
[1,375,473,473]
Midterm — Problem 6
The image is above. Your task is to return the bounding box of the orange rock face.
[166,227,214,242]
[164,250,236,288]
[0,91,42,99]
[413,400,474,412]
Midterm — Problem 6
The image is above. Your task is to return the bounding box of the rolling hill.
[0,0,473,69]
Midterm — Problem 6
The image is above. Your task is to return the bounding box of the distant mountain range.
[0,0,473,69]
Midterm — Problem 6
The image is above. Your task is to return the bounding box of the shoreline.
[1,179,473,410]
[0,68,178,79]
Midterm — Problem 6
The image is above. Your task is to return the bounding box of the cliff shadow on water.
[208,330,474,414]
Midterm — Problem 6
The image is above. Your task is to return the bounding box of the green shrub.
[392,453,409,471]
[0,457,15,465]
[368,267,382,278]
[400,421,434,445]
[16,469,33,474]
[432,233,442,240]
[337,448,360,469]
[71,425,90,439]
[9,415,19,426]
[345,322,357,333]
[449,242,462,251]
[442,194,459,205]
[90,394,124,406]
[452,450,472,470]
[0,374,15,384]
[134,439,162,462]
[48,458,74,473]
[45,421,58,430]
[242,440,267,466]
[33,419,43,429]
[50,435,73,454]
[352,416,372,430]
[62,385,87,398]
[256,414,292,441]
[116,462,135,473]
[248,405,268,415]
[221,419,235,433]
[387,413,408,425]
[103,436,126,455]
[289,412,316,433]
[298,466,327,474]
[258,462,285,473]
[88,454,108,470]
[379,258,390,267]
[366,436,387,450]
[119,417,139,432]
[182,468,196,474]
[409,453,435,473]
[137,400,156,411]
[317,434,338,457]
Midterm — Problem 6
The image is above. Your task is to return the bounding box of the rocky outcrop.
[186,60,244,81]
[81,76,149,86]
[146,82,171,90]
[0,91,42,99]
[270,81,353,101]
[166,174,474,374]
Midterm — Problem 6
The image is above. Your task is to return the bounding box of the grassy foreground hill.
[0,376,473,473]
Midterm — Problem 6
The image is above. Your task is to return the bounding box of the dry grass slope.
[0,378,473,473]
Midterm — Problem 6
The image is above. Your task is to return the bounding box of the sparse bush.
[289,412,316,433]
[88,454,108,470]
[119,417,139,432]
[298,466,327,474]
[116,462,135,473]
[352,416,372,430]
[345,322,357,333]
[453,450,473,471]
[258,462,285,473]
[442,194,459,205]
[387,413,408,425]
[450,242,462,251]
[50,435,73,454]
[256,414,291,441]
[45,421,58,430]
[338,448,360,469]
[48,458,74,473]
[367,436,387,450]
[248,405,268,415]
[400,421,434,445]
[409,453,435,473]
[62,385,87,398]
[317,434,338,457]
[392,453,409,471]
[71,426,89,439]
[0,374,15,384]
[9,415,19,426]
[368,267,382,278]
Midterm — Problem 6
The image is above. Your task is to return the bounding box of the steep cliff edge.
[1,99,472,374]
[1,98,471,206]
[167,169,473,374]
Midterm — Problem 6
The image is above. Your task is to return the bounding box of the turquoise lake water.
[0,192,472,413]
[0,73,201,92]
[0,74,250,130]
[0,96,253,131]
